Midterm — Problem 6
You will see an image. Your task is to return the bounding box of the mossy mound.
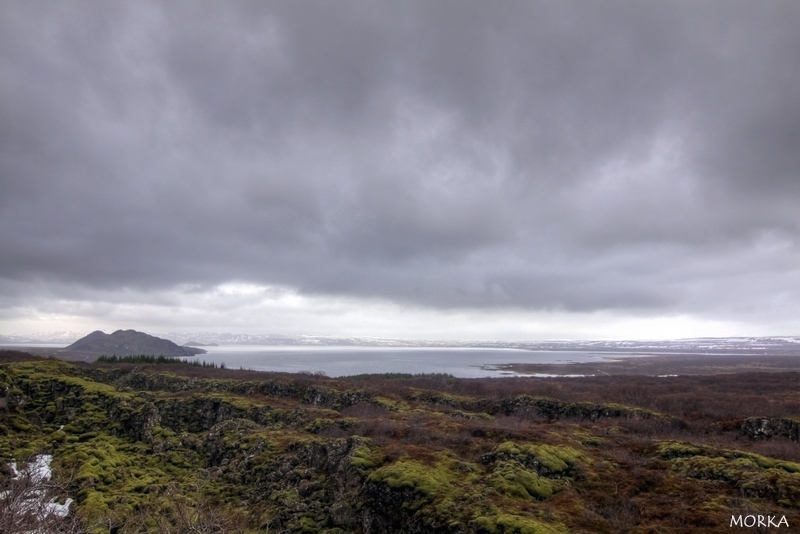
[658,441,800,506]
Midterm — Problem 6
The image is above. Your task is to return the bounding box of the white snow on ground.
[45,497,74,518]
[2,454,73,520]
[10,454,53,485]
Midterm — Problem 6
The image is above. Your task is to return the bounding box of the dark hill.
[65,329,206,356]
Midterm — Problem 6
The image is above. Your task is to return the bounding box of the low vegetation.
[0,349,798,532]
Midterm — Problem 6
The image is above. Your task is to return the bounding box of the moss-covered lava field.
[1,350,798,533]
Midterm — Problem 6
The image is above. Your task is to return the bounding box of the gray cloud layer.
[2,1,799,326]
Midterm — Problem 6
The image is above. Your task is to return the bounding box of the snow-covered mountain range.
[3,331,799,354]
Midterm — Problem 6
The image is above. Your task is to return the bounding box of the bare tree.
[0,454,83,534]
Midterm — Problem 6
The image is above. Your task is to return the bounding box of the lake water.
[181,345,632,378]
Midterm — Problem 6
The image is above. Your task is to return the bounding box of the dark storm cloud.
[1,1,798,319]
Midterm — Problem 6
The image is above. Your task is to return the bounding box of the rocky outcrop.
[486,394,666,422]
[106,368,372,410]
[740,417,800,442]
[1,367,306,443]
[301,384,372,409]
[361,482,456,534]
[202,432,375,531]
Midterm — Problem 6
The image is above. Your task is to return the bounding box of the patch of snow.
[3,454,73,522]
[45,497,74,518]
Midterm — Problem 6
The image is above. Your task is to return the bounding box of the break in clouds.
[1,1,799,337]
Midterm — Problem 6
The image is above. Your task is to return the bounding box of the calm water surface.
[183,346,631,378]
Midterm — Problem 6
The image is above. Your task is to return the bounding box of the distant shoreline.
[483,353,800,376]
[2,344,799,376]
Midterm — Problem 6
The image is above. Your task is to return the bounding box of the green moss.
[373,396,410,411]
[79,491,110,524]
[657,442,703,459]
[496,441,522,456]
[489,461,559,500]
[368,452,489,526]
[530,444,580,474]
[370,458,449,496]
[658,441,800,506]
[493,441,583,476]
[53,431,207,522]
[573,429,604,447]
[777,461,800,474]
[9,416,31,432]
[60,375,133,399]
[658,441,800,474]
[351,443,380,471]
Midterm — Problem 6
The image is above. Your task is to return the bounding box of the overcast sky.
[2,1,799,340]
